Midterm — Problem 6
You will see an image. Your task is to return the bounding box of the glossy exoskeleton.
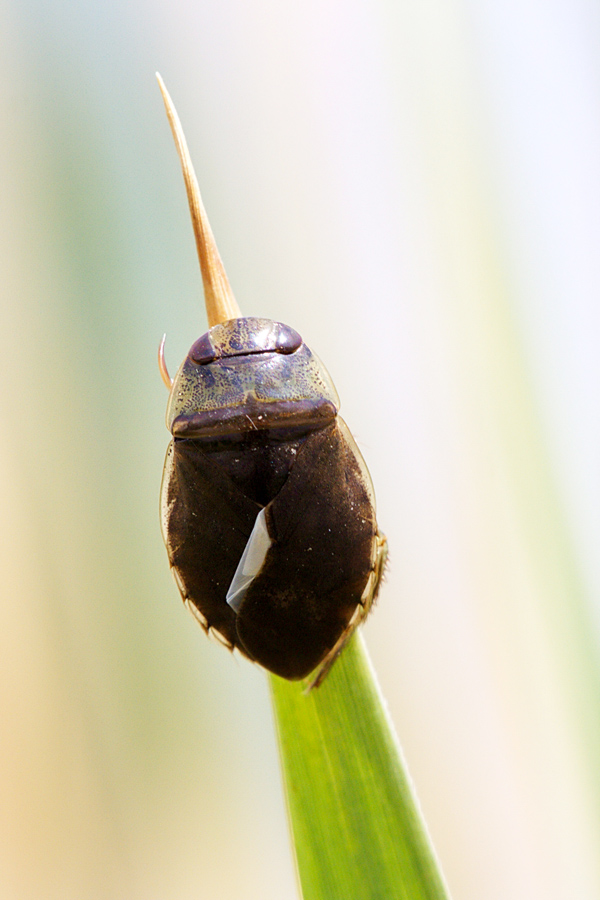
[161,316,387,682]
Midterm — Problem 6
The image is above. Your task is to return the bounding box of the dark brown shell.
[161,317,383,680]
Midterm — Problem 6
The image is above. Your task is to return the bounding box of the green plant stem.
[269,632,451,900]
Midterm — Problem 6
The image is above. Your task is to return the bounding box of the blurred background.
[1,0,599,898]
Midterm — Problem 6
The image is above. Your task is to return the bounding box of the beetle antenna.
[156,73,241,327]
[158,333,173,389]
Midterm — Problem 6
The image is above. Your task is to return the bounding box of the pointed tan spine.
[157,73,241,327]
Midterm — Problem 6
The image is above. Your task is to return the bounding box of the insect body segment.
[161,317,386,682]
[165,317,340,440]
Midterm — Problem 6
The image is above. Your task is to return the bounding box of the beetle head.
[166,317,340,439]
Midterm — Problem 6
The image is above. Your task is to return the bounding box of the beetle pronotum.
[157,75,387,687]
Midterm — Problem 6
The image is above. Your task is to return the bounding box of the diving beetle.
[157,76,387,685]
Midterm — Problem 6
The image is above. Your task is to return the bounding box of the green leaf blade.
[270,633,451,900]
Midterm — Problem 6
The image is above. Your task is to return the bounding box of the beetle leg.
[183,597,209,632]
[159,333,173,389]
[305,530,388,691]
[305,604,365,691]
[208,626,234,651]
[363,530,389,615]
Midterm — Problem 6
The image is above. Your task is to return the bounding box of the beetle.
[157,76,387,685]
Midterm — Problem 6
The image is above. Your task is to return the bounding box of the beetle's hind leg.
[305,531,388,691]
[364,530,389,613]
[184,596,209,632]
